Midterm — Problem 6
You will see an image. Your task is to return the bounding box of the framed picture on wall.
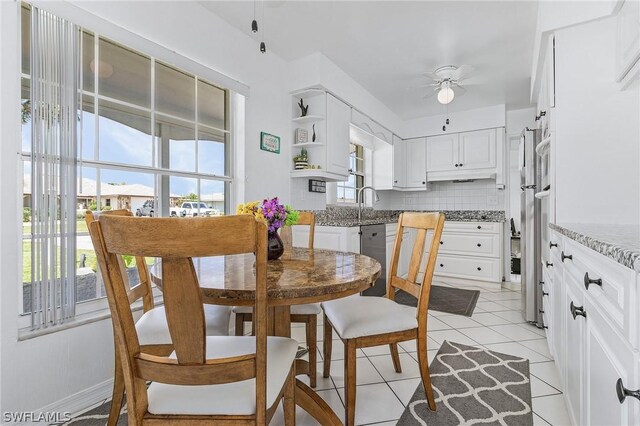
[295,128,308,144]
[260,132,280,154]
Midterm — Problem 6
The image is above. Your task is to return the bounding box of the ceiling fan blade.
[416,82,440,88]
[422,90,437,99]
[453,64,475,80]
[422,71,440,80]
[453,85,467,96]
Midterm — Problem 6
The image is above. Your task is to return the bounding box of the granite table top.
[314,209,506,227]
[151,247,381,305]
[550,223,640,272]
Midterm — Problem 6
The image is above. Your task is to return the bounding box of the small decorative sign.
[308,179,326,193]
[260,132,280,154]
[295,128,308,144]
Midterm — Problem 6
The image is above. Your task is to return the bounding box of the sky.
[22,111,226,196]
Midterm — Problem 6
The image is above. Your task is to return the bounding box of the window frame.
[17,5,237,332]
[336,143,365,204]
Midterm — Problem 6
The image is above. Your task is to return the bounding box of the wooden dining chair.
[234,211,320,387]
[85,210,233,426]
[321,212,445,425]
[89,214,298,425]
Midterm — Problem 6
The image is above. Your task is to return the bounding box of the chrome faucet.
[357,186,380,223]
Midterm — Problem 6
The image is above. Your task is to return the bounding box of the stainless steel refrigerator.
[520,128,543,326]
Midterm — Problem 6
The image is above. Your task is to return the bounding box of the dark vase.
[267,231,285,260]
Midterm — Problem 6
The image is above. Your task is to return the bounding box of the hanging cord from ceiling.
[251,0,258,32]
[260,0,266,53]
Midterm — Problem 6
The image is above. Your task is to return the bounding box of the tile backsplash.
[377,180,505,211]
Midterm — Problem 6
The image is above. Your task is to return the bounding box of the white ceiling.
[201,1,539,120]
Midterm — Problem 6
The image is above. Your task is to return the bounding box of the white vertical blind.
[30,7,79,328]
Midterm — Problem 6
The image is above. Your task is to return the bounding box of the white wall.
[0,0,293,415]
[288,52,403,135]
[401,104,506,138]
[554,15,640,224]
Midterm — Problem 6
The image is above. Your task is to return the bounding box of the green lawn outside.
[22,240,98,283]
[23,219,88,235]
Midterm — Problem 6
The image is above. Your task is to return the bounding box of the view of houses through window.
[20,4,230,317]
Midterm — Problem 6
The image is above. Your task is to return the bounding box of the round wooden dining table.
[151,247,381,425]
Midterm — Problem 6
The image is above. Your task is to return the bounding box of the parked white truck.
[136,200,220,217]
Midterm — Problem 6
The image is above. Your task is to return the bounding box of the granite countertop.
[313,207,505,227]
[550,223,640,272]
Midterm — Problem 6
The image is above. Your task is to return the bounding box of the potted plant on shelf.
[293,148,309,170]
[236,198,299,260]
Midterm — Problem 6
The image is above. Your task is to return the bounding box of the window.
[336,144,365,203]
[20,4,231,328]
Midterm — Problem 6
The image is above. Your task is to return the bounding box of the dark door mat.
[395,284,480,317]
[397,340,533,425]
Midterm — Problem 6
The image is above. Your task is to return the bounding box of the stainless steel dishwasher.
[360,224,387,296]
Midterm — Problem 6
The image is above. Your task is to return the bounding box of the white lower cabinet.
[292,226,360,253]
[546,230,640,426]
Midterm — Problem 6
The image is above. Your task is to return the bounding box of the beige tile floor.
[269,278,571,425]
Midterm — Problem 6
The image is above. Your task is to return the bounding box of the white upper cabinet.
[372,137,394,190]
[325,94,350,176]
[405,137,427,188]
[426,133,458,172]
[392,135,406,188]
[459,129,497,170]
[426,128,501,183]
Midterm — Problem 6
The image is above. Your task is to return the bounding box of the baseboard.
[6,379,113,426]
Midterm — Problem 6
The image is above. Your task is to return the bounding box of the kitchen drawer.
[439,232,501,258]
[444,221,501,234]
[434,254,501,282]
[549,230,563,253]
[562,238,634,345]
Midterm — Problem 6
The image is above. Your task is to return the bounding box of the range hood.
[426,169,497,183]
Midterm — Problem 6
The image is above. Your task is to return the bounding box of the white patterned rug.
[397,341,533,426]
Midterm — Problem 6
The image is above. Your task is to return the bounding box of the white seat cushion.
[321,296,417,339]
[136,305,232,346]
[233,303,321,316]
[147,336,298,416]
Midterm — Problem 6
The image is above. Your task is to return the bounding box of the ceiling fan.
[421,65,475,104]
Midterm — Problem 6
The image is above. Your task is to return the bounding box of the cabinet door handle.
[477,225,482,229]
[542,291,549,296]
[569,301,586,319]
[439,241,443,245]
[477,267,482,271]
[561,251,573,262]
[584,272,603,290]
[459,163,463,167]
[546,261,553,268]
[439,263,444,267]
[549,242,558,249]
[422,181,426,184]
[616,378,640,403]
[455,163,459,167]
[477,243,482,247]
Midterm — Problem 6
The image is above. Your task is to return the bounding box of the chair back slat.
[387,213,446,320]
[406,228,427,284]
[135,353,256,385]
[99,215,257,258]
[281,211,315,251]
[161,257,206,364]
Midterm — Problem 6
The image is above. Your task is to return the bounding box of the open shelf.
[290,88,326,99]
[290,169,347,182]
[292,115,325,124]
[292,142,325,148]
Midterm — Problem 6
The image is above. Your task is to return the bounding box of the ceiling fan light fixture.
[437,86,455,105]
